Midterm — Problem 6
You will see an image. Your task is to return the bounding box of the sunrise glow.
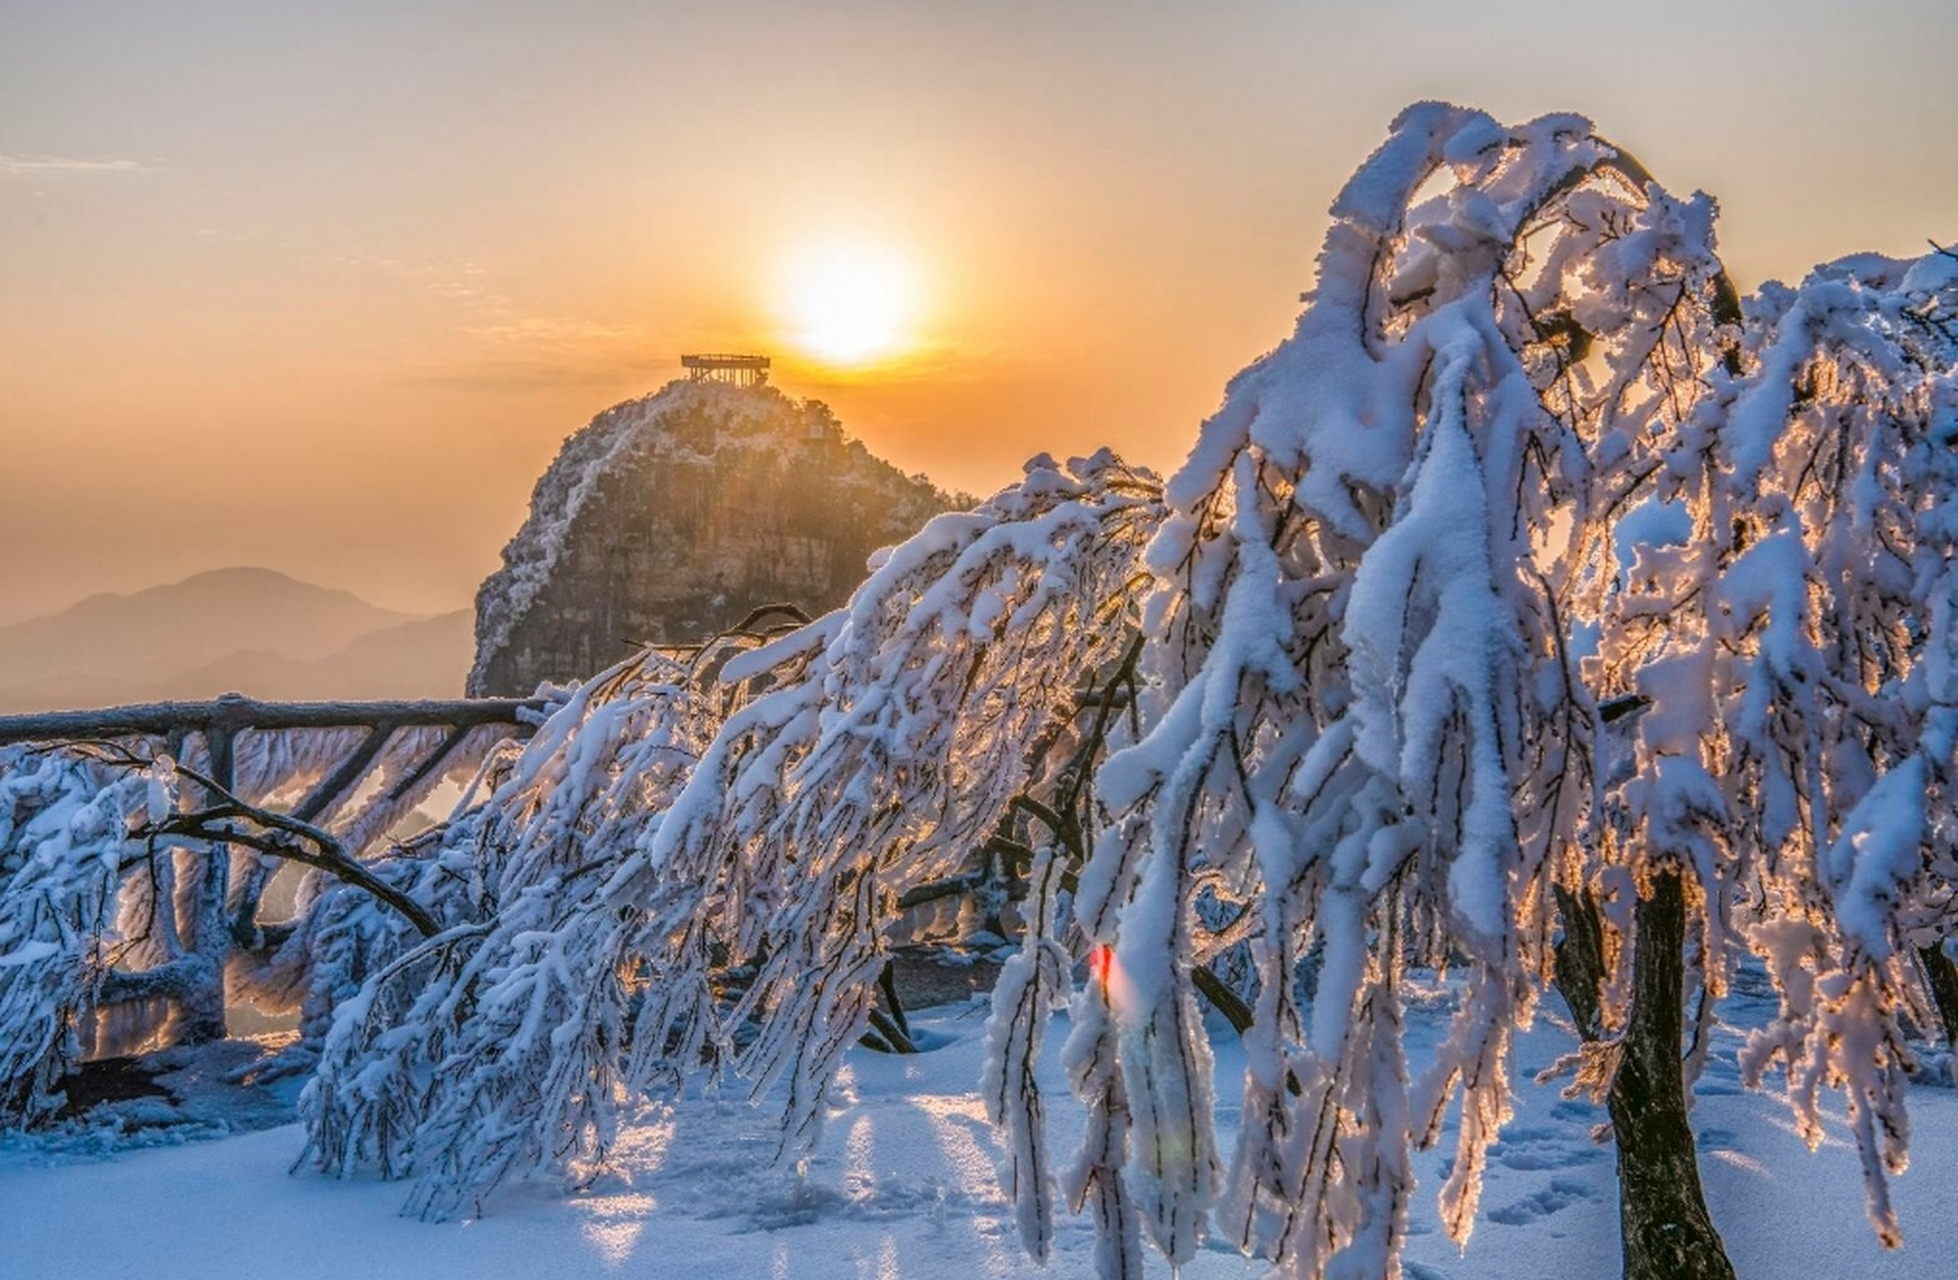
[779,241,919,366]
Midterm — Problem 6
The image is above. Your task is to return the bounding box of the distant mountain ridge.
[0,568,472,713]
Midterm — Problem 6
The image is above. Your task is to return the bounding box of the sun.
[780,241,919,366]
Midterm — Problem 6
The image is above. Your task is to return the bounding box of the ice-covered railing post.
[0,694,540,1126]
[1073,104,1745,1280]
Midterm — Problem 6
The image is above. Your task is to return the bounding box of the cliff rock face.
[469,381,955,696]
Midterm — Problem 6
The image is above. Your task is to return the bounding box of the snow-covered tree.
[298,451,1163,1219]
[1070,103,1744,1280]
[1075,111,1955,1280]
[0,721,503,1127]
[1686,248,1958,1246]
[283,106,1957,1280]
[8,101,1955,1280]
[300,645,727,1206]
[0,748,150,1126]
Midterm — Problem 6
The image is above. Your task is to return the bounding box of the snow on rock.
[469,380,957,696]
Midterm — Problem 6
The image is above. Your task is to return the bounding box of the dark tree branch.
[144,795,439,939]
[1552,884,1609,1041]
[1189,963,1254,1036]
[1917,944,1958,1053]
[864,1008,918,1055]
[877,961,911,1041]
[65,746,445,940]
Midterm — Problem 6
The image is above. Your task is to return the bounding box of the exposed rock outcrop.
[469,381,957,696]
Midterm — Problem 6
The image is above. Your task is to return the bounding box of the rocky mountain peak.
[469,380,959,696]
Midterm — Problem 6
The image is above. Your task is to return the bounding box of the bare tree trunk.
[1554,874,1736,1280]
[1917,944,1958,1055]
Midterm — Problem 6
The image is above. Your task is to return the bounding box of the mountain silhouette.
[0,569,469,713]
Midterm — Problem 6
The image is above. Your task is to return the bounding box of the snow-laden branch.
[0,713,514,1125]
[1076,103,1740,1277]
[299,451,1163,1220]
[0,749,145,1126]
[1692,250,1958,1244]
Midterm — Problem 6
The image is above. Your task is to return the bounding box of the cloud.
[463,315,642,349]
[318,250,676,390]
[0,153,154,180]
[415,315,667,391]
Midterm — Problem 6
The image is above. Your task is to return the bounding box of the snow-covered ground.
[3,980,1954,1279]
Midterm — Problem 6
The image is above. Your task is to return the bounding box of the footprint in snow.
[1489,1124,1593,1172]
[1550,1096,1600,1123]
[1696,1126,1740,1151]
[1484,1176,1603,1225]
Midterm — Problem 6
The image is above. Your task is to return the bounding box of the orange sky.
[4,1,1954,624]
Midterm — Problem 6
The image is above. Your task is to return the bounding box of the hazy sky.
[4,0,1953,624]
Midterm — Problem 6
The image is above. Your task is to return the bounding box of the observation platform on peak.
[682,353,771,386]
